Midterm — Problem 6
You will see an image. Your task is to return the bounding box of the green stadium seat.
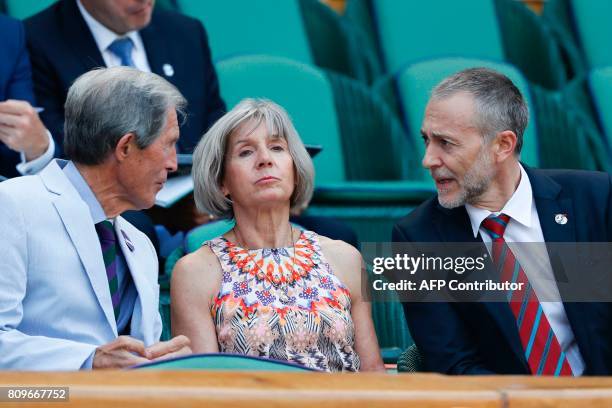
[135,353,313,371]
[395,57,540,168]
[345,0,568,89]
[175,0,312,64]
[4,0,55,19]
[3,0,176,19]
[545,0,612,84]
[494,0,567,89]
[367,0,504,75]
[589,68,612,152]
[531,83,610,172]
[298,0,378,83]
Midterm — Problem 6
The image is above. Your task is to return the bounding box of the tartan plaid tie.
[95,220,121,322]
[481,214,573,376]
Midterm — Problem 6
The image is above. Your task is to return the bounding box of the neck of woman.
[232,204,294,249]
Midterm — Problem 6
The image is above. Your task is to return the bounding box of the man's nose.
[167,150,178,173]
[422,145,442,169]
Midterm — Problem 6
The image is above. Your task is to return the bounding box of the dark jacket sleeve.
[25,30,65,158]
[1,17,36,178]
[392,222,495,375]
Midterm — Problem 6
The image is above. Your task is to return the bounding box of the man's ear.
[494,130,517,162]
[114,133,136,162]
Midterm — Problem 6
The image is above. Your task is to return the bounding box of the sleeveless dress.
[207,230,360,372]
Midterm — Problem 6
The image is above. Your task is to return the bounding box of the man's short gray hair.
[192,98,314,218]
[431,67,529,155]
[64,67,186,165]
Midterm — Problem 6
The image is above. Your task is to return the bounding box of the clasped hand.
[92,335,192,369]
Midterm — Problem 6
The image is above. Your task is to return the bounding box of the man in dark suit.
[0,15,53,179]
[392,68,612,375]
[24,0,226,156]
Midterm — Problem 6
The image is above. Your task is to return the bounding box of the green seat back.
[185,219,235,254]
[569,0,612,69]
[589,68,612,148]
[216,55,345,184]
[396,57,539,167]
[371,0,504,73]
[5,0,55,19]
[176,0,312,64]
[137,353,312,371]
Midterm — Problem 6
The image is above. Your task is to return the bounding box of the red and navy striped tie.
[481,214,573,376]
[95,220,121,322]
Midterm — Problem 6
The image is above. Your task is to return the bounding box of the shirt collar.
[465,163,533,237]
[77,0,140,53]
[62,161,108,224]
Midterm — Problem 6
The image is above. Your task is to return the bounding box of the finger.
[102,351,150,370]
[150,346,192,363]
[119,352,151,369]
[0,112,23,127]
[111,336,147,357]
[146,335,191,359]
[0,100,31,115]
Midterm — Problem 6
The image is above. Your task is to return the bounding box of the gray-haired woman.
[171,98,384,372]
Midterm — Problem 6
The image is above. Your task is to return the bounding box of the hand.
[0,100,49,161]
[145,335,192,362]
[92,336,151,369]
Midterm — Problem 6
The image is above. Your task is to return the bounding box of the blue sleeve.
[5,18,36,104]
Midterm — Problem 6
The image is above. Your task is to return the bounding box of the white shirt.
[77,0,151,72]
[465,163,585,375]
[16,130,55,176]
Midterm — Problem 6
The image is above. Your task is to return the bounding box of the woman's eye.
[238,150,252,157]
[271,145,285,151]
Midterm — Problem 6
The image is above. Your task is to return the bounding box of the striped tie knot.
[481,214,511,242]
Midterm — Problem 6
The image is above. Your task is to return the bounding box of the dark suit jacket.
[24,0,225,156]
[0,15,37,178]
[392,166,612,375]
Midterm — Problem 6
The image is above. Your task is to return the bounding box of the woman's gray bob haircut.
[64,66,186,165]
[192,98,314,218]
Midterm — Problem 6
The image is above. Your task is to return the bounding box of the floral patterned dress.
[207,230,360,372]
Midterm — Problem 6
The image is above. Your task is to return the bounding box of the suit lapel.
[59,0,105,71]
[140,13,175,85]
[114,217,156,341]
[42,162,117,335]
[526,167,594,370]
[435,204,529,371]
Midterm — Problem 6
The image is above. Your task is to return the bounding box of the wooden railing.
[1,371,612,407]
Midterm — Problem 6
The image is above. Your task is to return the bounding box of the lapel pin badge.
[554,213,568,225]
[162,63,174,77]
[121,230,135,252]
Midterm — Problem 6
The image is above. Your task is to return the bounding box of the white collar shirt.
[77,0,151,72]
[465,163,584,375]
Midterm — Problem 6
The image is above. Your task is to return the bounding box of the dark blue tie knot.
[108,37,135,67]
[95,220,116,244]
